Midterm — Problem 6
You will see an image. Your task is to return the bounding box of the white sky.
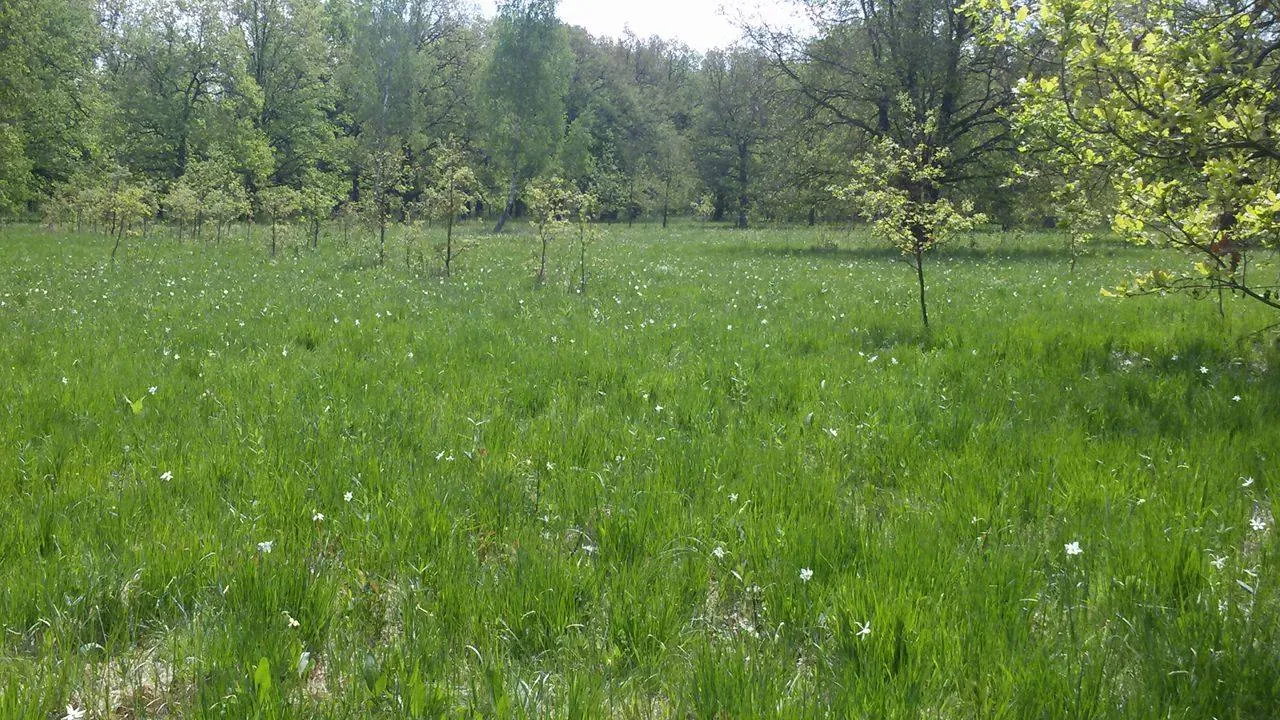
[473,1,811,53]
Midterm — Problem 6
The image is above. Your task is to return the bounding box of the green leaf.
[254,657,272,702]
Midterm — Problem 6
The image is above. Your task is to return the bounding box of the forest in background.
[0,0,1035,231]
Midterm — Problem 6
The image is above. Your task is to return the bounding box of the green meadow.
[1,224,1277,718]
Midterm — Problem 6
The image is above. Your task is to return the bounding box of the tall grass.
[0,222,1276,718]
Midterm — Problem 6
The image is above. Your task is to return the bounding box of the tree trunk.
[494,171,519,233]
[915,249,929,328]
[627,175,636,228]
[736,140,749,230]
[445,212,454,277]
[111,222,124,262]
[379,214,386,264]
[662,176,671,229]
[538,233,548,284]
[271,219,277,257]
[579,228,587,293]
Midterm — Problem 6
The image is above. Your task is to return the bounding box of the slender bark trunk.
[379,215,386,264]
[538,232,548,284]
[271,219,277,257]
[627,175,636,228]
[915,249,929,328]
[445,212,454,277]
[579,227,587,293]
[662,176,671,229]
[111,222,124,262]
[736,140,749,230]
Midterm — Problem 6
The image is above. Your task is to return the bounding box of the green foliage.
[694,48,776,229]
[525,175,576,283]
[0,0,98,213]
[830,101,986,326]
[259,186,302,223]
[167,153,252,239]
[831,139,984,257]
[483,0,570,230]
[162,183,201,237]
[425,142,482,223]
[425,141,484,275]
[974,0,1280,312]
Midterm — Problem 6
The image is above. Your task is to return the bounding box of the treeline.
[0,0,1040,232]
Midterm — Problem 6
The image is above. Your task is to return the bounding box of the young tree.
[525,175,575,284]
[975,0,1280,314]
[163,182,202,239]
[360,146,410,264]
[298,169,345,248]
[571,189,602,293]
[259,185,301,256]
[831,103,986,327]
[482,0,570,232]
[426,141,482,277]
[171,152,250,241]
[93,168,154,262]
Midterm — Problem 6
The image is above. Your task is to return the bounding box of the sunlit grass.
[1,222,1277,718]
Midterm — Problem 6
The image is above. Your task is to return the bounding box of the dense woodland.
[0,0,1037,229]
[2,0,1278,314]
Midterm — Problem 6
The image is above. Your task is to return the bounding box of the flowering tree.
[972,0,1280,314]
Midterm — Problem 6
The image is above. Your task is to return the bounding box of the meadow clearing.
[1,223,1277,718]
